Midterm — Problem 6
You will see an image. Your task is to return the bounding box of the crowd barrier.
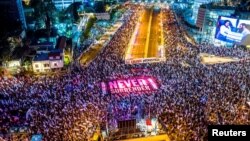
[125,57,166,64]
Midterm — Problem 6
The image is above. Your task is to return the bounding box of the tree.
[0,47,11,62]
[45,12,51,37]
[83,17,97,39]
[73,3,80,22]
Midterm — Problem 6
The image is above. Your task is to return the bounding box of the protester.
[0,5,249,141]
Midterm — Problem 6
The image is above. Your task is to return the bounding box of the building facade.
[198,8,235,44]
[52,0,83,10]
[32,51,64,73]
[179,0,250,46]
[190,0,223,24]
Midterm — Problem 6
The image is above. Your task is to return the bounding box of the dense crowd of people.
[1,4,250,141]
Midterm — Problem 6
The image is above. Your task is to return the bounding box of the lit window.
[44,64,50,67]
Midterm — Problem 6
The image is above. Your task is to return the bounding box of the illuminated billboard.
[215,16,250,46]
[101,76,159,94]
[237,19,250,46]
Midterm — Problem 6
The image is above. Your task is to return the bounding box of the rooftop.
[33,53,49,61]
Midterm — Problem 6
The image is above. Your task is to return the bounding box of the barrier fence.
[125,57,166,64]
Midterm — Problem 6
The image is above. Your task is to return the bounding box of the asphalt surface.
[131,8,151,59]
[147,8,161,57]
[130,7,161,59]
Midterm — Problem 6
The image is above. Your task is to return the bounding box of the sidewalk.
[78,22,123,67]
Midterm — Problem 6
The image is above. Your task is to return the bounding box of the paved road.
[131,8,151,59]
[200,53,240,65]
[147,8,161,57]
[130,7,162,59]
[79,44,102,66]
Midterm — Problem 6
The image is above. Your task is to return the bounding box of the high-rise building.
[192,0,222,24]
[52,0,83,10]
[0,0,27,34]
